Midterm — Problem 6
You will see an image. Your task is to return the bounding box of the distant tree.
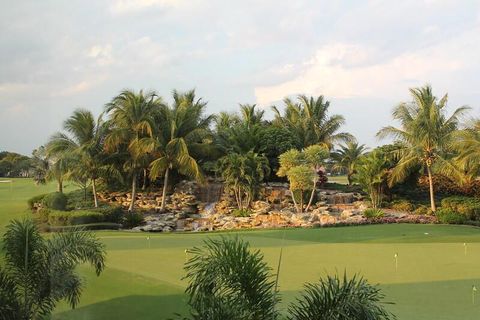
[0,219,105,320]
[377,85,468,211]
[272,95,352,149]
[30,147,49,185]
[104,89,161,212]
[331,140,367,185]
[217,151,270,209]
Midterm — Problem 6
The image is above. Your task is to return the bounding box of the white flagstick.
[464,243,467,256]
[394,253,398,272]
[473,285,477,305]
[185,249,188,263]
[147,236,151,249]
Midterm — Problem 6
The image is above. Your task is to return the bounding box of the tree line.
[23,84,480,213]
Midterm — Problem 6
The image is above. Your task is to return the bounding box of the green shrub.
[390,200,415,212]
[65,188,94,210]
[27,193,47,210]
[232,208,252,217]
[363,208,384,218]
[42,192,68,211]
[413,205,432,215]
[122,212,144,228]
[436,208,467,224]
[440,196,480,220]
[47,223,122,232]
[48,210,104,226]
[97,206,124,224]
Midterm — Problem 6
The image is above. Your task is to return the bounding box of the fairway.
[2,179,480,319]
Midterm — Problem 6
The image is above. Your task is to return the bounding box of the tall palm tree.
[450,119,480,184]
[149,89,213,210]
[215,104,265,154]
[331,140,367,185]
[0,219,105,320]
[47,109,109,207]
[272,95,352,149]
[377,85,468,211]
[104,89,161,212]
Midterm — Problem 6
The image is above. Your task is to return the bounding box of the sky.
[1,0,480,155]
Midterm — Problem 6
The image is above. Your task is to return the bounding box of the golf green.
[2,179,480,319]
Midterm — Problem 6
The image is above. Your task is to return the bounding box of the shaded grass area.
[53,226,480,320]
[0,178,62,232]
[2,179,480,319]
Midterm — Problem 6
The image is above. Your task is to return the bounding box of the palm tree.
[0,219,105,320]
[288,273,395,320]
[30,147,49,185]
[354,151,389,209]
[183,237,395,320]
[217,151,270,210]
[450,119,480,184]
[215,104,265,154]
[377,85,468,211]
[149,90,213,211]
[47,109,109,207]
[331,140,367,185]
[272,95,352,149]
[184,237,278,320]
[104,89,161,212]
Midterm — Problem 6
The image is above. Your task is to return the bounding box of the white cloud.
[110,0,183,14]
[255,29,477,105]
[87,44,113,66]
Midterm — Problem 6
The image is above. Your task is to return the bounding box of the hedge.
[48,210,105,226]
[436,208,467,224]
[440,196,480,220]
[42,192,68,211]
[27,193,47,210]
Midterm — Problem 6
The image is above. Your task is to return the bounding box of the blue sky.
[1,0,480,154]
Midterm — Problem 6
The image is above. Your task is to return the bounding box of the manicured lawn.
[2,179,480,319]
[327,174,349,184]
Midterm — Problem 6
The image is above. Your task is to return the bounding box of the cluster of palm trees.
[34,84,480,214]
[36,89,349,212]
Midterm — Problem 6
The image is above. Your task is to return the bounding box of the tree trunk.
[427,166,436,212]
[305,179,317,212]
[142,168,147,191]
[57,179,63,193]
[290,188,299,213]
[84,187,87,201]
[347,172,353,186]
[160,168,170,210]
[300,190,304,213]
[92,178,98,208]
[128,173,137,212]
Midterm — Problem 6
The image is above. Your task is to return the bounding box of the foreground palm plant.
[288,273,395,320]
[377,85,468,211]
[183,237,278,320]
[182,237,395,320]
[0,219,106,320]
